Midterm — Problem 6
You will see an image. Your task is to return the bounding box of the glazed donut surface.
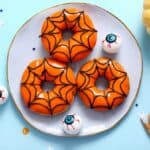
[20,58,76,115]
[41,8,97,63]
[76,57,130,111]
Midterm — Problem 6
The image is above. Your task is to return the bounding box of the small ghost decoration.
[0,86,8,105]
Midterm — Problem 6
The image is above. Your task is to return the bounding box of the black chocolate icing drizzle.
[21,58,76,115]
[77,58,130,110]
[40,9,97,62]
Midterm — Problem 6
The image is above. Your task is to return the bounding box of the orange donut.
[76,57,130,111]
[20,58,76,115]
[40,8,97,63]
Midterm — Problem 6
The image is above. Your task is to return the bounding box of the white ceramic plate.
[7,3,142,136]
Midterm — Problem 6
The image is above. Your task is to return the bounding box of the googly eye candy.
[62,114,82,135]
[0,86,8,105]
[102,33,122,54]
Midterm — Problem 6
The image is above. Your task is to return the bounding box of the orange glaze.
[20,58,77,115]
[76,57,130,111]
[40,8,97,63]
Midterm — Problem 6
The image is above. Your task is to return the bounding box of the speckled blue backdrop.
[0,0,150,149]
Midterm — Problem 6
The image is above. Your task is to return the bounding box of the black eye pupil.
[0,91,2,97]
[106,33,117,43]
[64,115,74,125]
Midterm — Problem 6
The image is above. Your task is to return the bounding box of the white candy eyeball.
[102,33,122,54]
[62,114,82,135]
[0,86,8,105]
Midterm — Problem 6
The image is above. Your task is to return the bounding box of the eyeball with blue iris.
[62,114,82,135]
[102,33,122,54]
[0,86,8,105]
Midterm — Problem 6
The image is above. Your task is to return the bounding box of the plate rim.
[7,2,143,137]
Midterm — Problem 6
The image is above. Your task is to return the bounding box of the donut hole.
[62,29,73,41]
[42,81,54,92]
[96,77,109,90]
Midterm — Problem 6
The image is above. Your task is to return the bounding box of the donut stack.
[20,8,130,116]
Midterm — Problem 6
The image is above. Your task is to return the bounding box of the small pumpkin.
[143,0,150,33]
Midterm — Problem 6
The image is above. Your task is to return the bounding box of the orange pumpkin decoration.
[40,8,97,63]
[76,57,130,111]
[20,58,76,115]
[143,0,150,34]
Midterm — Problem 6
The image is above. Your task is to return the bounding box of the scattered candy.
[22,127,30,135]
[32,48,36,51]
[62,114,82,135]
[135,103,139,107]
[102,33,122,54]
[0,86,8,105]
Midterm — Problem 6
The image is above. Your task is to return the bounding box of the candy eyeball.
[62,114,82,135]
[102,33,122,54]
[0,86,8,105]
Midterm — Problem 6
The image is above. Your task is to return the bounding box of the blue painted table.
[0,0,150,149]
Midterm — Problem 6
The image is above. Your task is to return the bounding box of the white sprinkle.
[0,20,4,27]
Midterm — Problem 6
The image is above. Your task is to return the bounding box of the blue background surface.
[0,0,150,149]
